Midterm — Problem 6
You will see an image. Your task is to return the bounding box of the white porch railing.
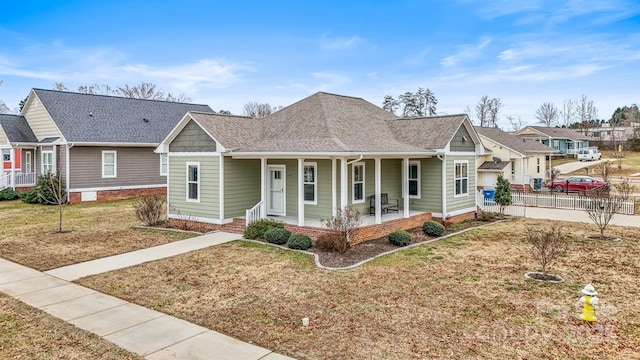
[0,173,9,190]
[15,172,37,186]
[511,192,635,215]
[246,200,265,226]
[0,171,37,190]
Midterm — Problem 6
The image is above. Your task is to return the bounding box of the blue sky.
[1,0,639,128]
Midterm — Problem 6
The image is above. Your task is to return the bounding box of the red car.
[551,176,608,193]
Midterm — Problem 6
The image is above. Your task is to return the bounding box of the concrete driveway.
[552,158,610,175]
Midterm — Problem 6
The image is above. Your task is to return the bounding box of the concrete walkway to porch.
[0,231,295,360]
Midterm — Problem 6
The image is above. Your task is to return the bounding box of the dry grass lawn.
[78,218,640,359]
[0,293,142,359]
[0,199,194,271]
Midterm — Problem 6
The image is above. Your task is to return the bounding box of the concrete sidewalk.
[0,232,294,360]
[524,206,640,227]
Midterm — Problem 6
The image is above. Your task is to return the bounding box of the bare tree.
[77,84,115,95]
[0,80,9,113]
[560,99,575,127]
[584,179,633,239]
[321,205,362,252]
[53,82,69,91]
[382,95,399,114]
[536,102,559,127]
[506,115,525,132]
[76,82,192,102]
[575,94,598,130]
[475,95,491,126]
[598,161,612,183]
[37,174,68,233]
[487,97,502,127]
[243,101,274,118]
[526,223,569,275]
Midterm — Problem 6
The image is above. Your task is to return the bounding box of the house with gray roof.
[157,92,485,243]
[515,126,590,156]
[0,114,39,189]
[475,127,555,192]
[0,89,212,201]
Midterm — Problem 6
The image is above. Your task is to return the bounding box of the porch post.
[340,158,348,209]
[403,157,410,218]
[297,158,304,226]
[10,148,15,189]
[331,158,337,217]
[260,158,266,218]
[374,157,381,224]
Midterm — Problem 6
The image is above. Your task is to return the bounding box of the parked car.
[551,176,608,193]
[577,148,602,161]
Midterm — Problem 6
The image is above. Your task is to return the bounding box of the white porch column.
[403,157,410,218]
[340,158,348,209]
[260,158,266,218]
[374,157,381,224]
[331,158,337,217]
[297,158,304,226]
[10,148,16,189]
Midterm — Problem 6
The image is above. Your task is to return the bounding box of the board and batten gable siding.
[169,120,217,153]
[224,158,261,218]
[449,125,476,152]
[23,95,61,141]
[68,146,165,190]
[168,155,220,220]
[446,155,476,212]
[410,157,442,213]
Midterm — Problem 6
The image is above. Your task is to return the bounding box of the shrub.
[479,211,497,222]
[0,188,19,201]
[244,218,284,239]
[526,223,568,274]
[321,205,362,252]
[21,174,65,204]
[315,232,347,253]
[389,230,411,247]
[134,195,166,226]
[264,227,291,245]
[287,234,312,250]
[422,220,444,236]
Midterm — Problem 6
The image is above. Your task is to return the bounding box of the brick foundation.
[510,184,533,193]
[68,187,166,204]
[14,186,34,193]
[351,213,432,245]
[433,211,477,227]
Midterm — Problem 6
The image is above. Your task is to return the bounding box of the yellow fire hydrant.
[579,284,599,322]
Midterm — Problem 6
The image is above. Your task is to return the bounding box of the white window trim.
[536,158,540,173]
[186,162,200,203]
[42,150,54,175]
[102,150,117,178]
[25,151,32,173]
[352,162,365,204]
[160,153,168,176]
[454,160,469,198]
[553,140,560,150]
[2,149,10,162]
[408,161,421,199]
[303,162,317,205]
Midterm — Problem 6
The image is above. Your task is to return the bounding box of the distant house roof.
[475,126,554,154]
[516,126,590,141]
[478,160,511,171]
[31,89,213,144]
[0,114,38,143]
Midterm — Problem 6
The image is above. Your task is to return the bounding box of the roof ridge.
[32,88,209,107]
[317,93,348,150]
[189,111,252,119]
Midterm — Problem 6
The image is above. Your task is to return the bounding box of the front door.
[267,165,286,215]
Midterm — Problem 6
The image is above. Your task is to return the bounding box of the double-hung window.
[42,151,53,174]
[553,140,560,150]
[536,158,540,173]
[408,161,420,198]
[160,153,168,176]
[352,162,365,203]
[186,162,200,202]
[102,151,117,178]
[2,149,10,162]
[454,161,468,197]
[303,162,317,204]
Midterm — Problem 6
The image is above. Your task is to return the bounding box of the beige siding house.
[476,127,554,192]
[158,92,485,242]
[6,89,213,201]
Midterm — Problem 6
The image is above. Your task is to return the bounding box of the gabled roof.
[0,114,38,143]
[30,89,213,144]
[516,126,590,141]
[387,114,473,150]
[475,126,554,154]
[478,160,510,171]
[187,112,260,151]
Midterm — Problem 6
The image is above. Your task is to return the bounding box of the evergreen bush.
[287,234,312,250]
[264,227,291,245]
[422,220,445,236]
[389,230,411,246]
[243,219,284,239]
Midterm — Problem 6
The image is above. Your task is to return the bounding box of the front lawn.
[0,199,194,271]
[78,218,640,359]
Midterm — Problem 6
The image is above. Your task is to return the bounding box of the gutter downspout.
[66,143,73,203]
[437,154,446,220]
[346,154,363,165]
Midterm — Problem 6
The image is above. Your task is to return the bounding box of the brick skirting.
[350,213,432,245]
[68,187,166,204]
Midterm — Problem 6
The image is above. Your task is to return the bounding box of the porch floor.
[264,210,427,228]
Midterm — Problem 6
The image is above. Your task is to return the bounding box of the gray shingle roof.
[0,114,38,143]
[478,160,510,171]
[475,126,554,154]
[33,89,213,144]
[518,126,590,141]
[387,114,469,150]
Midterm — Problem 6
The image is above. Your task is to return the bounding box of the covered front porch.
[1,147,37,190]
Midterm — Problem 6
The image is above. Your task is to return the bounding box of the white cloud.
[320,35,363,49]
[440,37,492,67]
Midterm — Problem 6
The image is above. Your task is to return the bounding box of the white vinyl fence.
[477,191,526,216]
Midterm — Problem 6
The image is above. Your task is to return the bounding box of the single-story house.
[0,114,39,191]
[475,126,555,192]
[1,89,212,201]
[157,92,485,243]
[515,126,590,156]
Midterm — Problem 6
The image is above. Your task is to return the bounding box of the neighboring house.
[157,92,485,243]
[475,127,554,192]
[6,89,212,202]
[580,123,639,144]
[515,126,590,156]
[0,114,39,191]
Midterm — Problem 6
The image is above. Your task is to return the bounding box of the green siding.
[168,155,219,220]
[449,125,476,152]
[224,158,261,218]
[410,158,442,213]
[169,120,217,152]
[305,159,333,219]
[446,155,476,212]
[380,159,402,212]
[267,159,298,216]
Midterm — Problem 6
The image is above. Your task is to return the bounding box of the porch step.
[218,218,246,235]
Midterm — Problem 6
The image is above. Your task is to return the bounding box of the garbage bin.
[534,178,542,190]
[483,189,495,200]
